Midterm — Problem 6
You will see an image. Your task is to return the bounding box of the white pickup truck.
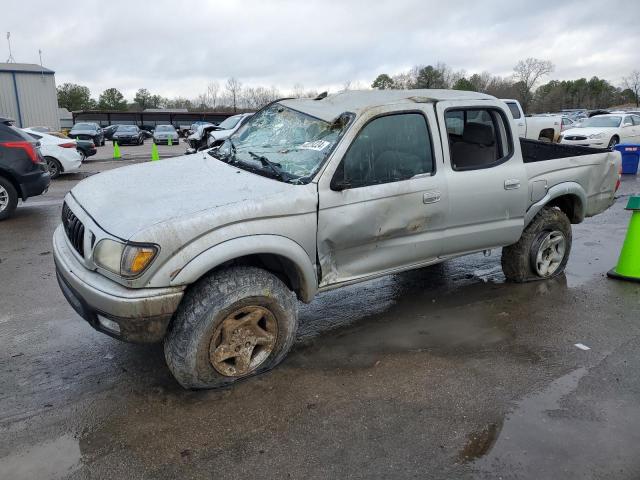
[502,99,562,142]
[53,90,621,389]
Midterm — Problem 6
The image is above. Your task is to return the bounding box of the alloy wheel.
[532,230,566,277]
[209,305,277,377]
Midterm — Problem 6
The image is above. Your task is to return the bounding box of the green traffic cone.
[151,142,160,161]
[168,136,173,146]
[113,141,121,159]
[607,196,640,282]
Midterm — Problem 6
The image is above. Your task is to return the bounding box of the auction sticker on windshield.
[299,140,331,151]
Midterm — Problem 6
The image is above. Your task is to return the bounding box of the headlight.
[93,239,158,277]
[588,133,605,139]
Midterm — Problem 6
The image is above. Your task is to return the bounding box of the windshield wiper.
[247,151,291,181]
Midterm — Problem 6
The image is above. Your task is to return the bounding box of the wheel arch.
[170,235,318,303]
[525,182,586,226]
[538,128,556,142]
[0,169,22,200]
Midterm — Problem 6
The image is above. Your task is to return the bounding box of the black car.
[112,125,144,146]
[69,122,105,146]
[75,139,97,161]
[102,125,119,141]
[0,117,50,220]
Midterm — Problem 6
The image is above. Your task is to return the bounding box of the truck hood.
[70,153,301,239]
[563,127,616,137]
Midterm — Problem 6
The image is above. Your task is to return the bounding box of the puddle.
[472,367,588,473]
[0,434,81,480]
[459,423,501,462]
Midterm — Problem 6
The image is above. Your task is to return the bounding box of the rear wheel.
[78,150,86,162]
[164,266,298,389]
[45,156,62,179]
[501,207,572,282]
[0,176,18,221]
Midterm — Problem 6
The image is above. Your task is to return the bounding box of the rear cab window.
[444,108,513,171]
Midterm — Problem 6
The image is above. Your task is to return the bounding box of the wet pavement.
[1,162,640,479]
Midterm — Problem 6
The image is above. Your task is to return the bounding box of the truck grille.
[62,202,85,257]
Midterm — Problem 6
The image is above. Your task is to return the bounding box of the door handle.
[423,191,441,204]
[504,179,521,190]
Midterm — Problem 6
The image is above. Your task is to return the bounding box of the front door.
[316,106,447,286]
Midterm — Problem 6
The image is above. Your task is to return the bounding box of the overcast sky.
[2,0,639,100]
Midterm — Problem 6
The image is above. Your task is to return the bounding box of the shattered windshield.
[212,103,351,183]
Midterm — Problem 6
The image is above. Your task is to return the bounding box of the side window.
[506,102,521,119]
[633,115,640,126]
[623,116,633,126]
[445,108,513,171]
[333,113,434,189]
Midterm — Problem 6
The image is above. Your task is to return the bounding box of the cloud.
[3,0,638,99]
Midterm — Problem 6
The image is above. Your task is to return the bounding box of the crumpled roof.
[280,89,496,122]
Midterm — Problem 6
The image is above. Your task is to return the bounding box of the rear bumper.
[20,168,50,200]
[53,225,185,343]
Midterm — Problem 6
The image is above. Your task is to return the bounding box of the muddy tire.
[164,266,298,389]
[501,207,572,283]
[0,176,18,221]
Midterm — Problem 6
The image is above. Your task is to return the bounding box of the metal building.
[0,62,60,130]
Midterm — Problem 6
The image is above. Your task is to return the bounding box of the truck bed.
[522,138,620,219]
[520,138,605,163]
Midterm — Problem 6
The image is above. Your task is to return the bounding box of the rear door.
[435,100,528,256]
[316,104,448,286]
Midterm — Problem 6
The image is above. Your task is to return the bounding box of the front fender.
[168,235,318,302]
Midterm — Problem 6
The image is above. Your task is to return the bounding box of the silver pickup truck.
[53,90,621,389]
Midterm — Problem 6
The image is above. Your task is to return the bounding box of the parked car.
[102,125,119,141]
[153,125,180,145]
[112,125,145,145]
[75,139,97,161]
[69,122,105,146]
[141,129,153,139]
[206,113,254,148]
[23,128,83,179]
[502,99,561,142]
[0,117,50,220]
[53,90,622,389]
[185,122,216,152]
[559,113,640,149]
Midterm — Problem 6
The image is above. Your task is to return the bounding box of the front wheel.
[164,266,298,389]
[608,136,619,150]
[501,207,572,282]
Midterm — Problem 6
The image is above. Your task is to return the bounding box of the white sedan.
[22,128,82,179]
[559,113,640,149]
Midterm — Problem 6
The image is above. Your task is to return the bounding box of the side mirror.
[330,179,351,191]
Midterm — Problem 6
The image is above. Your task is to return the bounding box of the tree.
[225,77,242,113]
[207,81,220,109]
[513,58,554,111]
[133,88,152,109]
[371,74,395,90]
[98,88,127,110]
[452,77,476,91]
[57,83,93,111]
[413,65,447,89]
[623,71,640,107]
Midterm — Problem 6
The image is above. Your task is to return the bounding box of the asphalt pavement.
[1,159,640,479]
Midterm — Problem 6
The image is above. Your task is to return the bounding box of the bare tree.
[342,80,352,91]
[291,83,305,98]
[225,77,242,113]
[623,70,640,107]
[207,81,220,109]
[513,58,555,111]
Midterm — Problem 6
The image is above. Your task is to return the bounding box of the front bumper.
[560,138,607,148]
[53,225,185,343]
[153,138,179,145]
[113,137,139,145]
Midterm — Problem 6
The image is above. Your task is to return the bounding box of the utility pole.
[6,32,15,63]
